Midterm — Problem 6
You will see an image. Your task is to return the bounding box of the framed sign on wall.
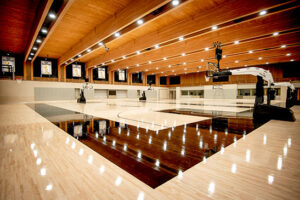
[72,64,81,77]
[98,67,106,79]
[119,70,125,81]
[2,56,15,72]
[41,60,52,75]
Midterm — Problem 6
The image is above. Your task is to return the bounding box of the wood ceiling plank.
[87,0,291,68]
[112,8,300,72]
[58,0,171,66]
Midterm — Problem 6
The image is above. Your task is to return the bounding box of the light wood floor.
[0,100,299,199]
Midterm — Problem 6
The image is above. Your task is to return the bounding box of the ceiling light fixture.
[30,52,34,56]
[33,46,37,50]
[181,53,186,56]
[258,57,262,60]
[183,62,186,65]
[137,19,144,25]
[168,65,171,68]
[36,39,42,43]
[235,60,239,63]
[172,0,179,6]
[286,53,291,56]
[114,32,120,37]
[148,61,152,64]
[28,57,32,60]
[48,13,56,19]
[78,54,81,57]
[98,42,103,46]
[259,10,267,16]
[179,36,184,41]
[273,32,279,36]
[41,28,48,34]
[154,44,159,49]
[163,57,167,60]
[137,64,140,66]
[212,25,218,30]
[234,40,239,44]
[87,49,91,52]
[290,59,294,62]
[249,50,253,53]
[136,51,140,55]
[223,55,226,58]
[122,56,126,59]
[281,45,286,48]
[205,47,209,51]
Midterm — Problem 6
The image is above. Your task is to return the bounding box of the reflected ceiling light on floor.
[45,183,53,191]
[178,169,183,179]
[137,19,144,25]
[48,13,56,19]
[137,191,145,200]
[99,165,105,174]
[172,0,180,6]
[114,32,120,37]
[234,40,239,44]
[268,175,274,185]
[277,155,282,170]
[281,44,286,48]
[231,163,237,174]
[40,168,46,176]
[208,182,215,195]
[36,39,42,43]
[249,50,253,53]
[246,149,251,162]
[179,36,184,41]
[286,53,291,56]
[98,42,103,46]
[154,44,159,49]
[212,25,218,30]
[259,10,267,16]
[115,176,122,186]
[273,32,279,36]
[205,47,209,51]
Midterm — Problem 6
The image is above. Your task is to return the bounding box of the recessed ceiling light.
[259,10,267,16]
[244,65,248,67]
[212,25,218,30]
[286,53,291,56]
[168,65,171,68]
[175,74,177,75]
[181,53,186,56]
[223,55,226,58]
[145,69,148,71]
[33,46,37,50]
[136,51,140,55]
[290,59,294,62]
[137,64,140,66]
[28,57,32,60]
[172,70,175,72]
[48,13,56,19]
[183,62,186,65]
[266,62,269,64]
[41,28,48,34]
[154,44,159,49]
[205,47,209,51]
[156,67,159,70]
[137,19,143,25]
[148,61,152,64]
[234,40,239,44]
[126,66,129,69]
[71,58,74,61]
[122,56,126,59]
[281,45,286,48]
[201,59,204,62]
[184,68,187,70]
[273,32,279,36]
[249,50,253,53]
[114,32,120,37]
[101,63,104,66]
[163,57,167,60]
[77,54,81,57]
[30,52,34,56]
[87,49,91,52]
[172,0,179,6]
[111,59,114,62]
[258,57,262,60]
[235,60,239,63]
[98,42,103,46]
[161,72,164,74]
[179,36,184,41]
[36,39,42,43]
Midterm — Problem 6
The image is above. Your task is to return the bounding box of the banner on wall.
[41,60,52,75]
[2,56,15,72]
[119,70,125,81]
[98,67,106,79]
[72,64,81,77]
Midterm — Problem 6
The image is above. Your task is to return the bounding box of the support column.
[143,72,146,86]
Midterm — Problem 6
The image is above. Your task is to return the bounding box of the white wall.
[204,84,237,99]
[0,80,163,104]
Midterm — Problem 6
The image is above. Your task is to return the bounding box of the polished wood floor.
[0,99,299,199]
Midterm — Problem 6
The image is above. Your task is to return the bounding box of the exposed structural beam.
[86,0,294,69]
[58,0,171,66]
[24,0,53,62]
[31,0,75,62]
[110,8,300,73]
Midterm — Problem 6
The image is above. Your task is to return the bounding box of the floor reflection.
[27,103,265,188]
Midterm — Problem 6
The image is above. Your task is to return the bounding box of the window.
[170,76,180,85]
[147,74,156,84]
[181,90,188,95]
[238,89,251,96]
[132,72,143,83]
[160,76,167,85]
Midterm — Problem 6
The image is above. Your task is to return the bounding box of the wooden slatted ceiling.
[108,6,300,72]
[86,0,290,68]
[38,0,133,58]
[0,0,44,54]
[79,0,226,63]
